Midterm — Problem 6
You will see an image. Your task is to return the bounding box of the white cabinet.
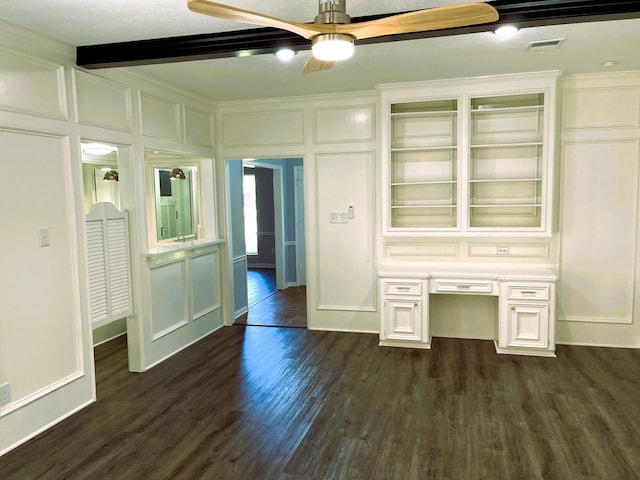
[379,278,430,349]
[379,268,557,356]
[497,282,555,356]
[380,71,559,236]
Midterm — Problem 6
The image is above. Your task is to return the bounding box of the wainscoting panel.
[150,260,188,339]
[140,92,181,140]
[0,129,83,414]
[558,140,639,324]
[190,250,220,320]
[185,105,214,147]
[563,86,640,131]
[313,105,375,144]
[0,47,66,119]
[74,70,132,131]
[232,255,249,317]
[315,151,376,311]
[222,109,304,147]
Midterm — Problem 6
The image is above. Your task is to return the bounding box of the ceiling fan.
[187,0,499,74]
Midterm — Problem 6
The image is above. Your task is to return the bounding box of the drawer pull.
[397,286,411,290]
[456,285,472,289]
[520,291,538,295]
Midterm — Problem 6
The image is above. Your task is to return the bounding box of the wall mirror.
[145,150,201,243]
[81,142,120,212]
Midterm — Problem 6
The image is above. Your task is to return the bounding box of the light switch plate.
[329,213,348,224]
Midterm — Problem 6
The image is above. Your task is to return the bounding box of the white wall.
[0,22,96,455]
[217,71,640,347]
[557,71,640,347]
[0,20,222,455]
[217,96,379,332]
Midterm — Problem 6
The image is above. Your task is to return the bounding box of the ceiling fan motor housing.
[315,0,351,24]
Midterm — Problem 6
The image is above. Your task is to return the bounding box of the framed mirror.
[145,150,201,244]
[81,142,120,212]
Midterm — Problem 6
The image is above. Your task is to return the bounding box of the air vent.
[527,38,565,52]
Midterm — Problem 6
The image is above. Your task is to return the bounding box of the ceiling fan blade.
[339,3,499,40]
[187,0,323,39]
[302,56,335,75]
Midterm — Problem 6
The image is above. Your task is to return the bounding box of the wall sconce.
[103,170,119,181]
[170,167,186,180]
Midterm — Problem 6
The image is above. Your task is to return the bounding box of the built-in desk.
[378,264,558,357]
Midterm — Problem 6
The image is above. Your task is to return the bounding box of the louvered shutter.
[86,202,133,328]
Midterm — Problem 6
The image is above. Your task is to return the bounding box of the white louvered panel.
[86,203,133,328]
[86,220,108,324]
[106,218,133,317]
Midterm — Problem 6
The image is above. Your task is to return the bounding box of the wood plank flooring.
[2,328,640,479]
[239,268,307,328]
[247,268,277,307]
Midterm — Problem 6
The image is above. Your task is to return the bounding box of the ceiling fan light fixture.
[311,34,354,62]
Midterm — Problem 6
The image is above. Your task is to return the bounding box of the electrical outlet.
[0,382,10,407]
[39,227,50,247]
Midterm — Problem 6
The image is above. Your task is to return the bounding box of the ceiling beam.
[77,0,640,69]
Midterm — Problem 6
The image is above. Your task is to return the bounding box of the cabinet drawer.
[431,279,495,295]
[507,285,550,301]
[384,280,422,296]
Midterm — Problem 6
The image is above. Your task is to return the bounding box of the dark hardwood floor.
[239,268,307,328]
[2,328,640,479]
[247,268,277,307]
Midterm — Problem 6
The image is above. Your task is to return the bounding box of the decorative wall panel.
[0,129,81,413]
[468,243,550,258]
[558,140,639,324]
[383,242,459,257]
[315,151,375,311]
[190,250,220,320]
[185,106,214,147]
[222,109,304,147]
[563,87,640,130]
[150,260,187,338]
[140,92,181,140]
[74,71,132,131]
[313,105,375,144]
[0,47,66,119]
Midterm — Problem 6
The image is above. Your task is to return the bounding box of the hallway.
[237,268,307,328]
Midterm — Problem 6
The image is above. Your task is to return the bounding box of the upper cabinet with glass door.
[380,71,558,236]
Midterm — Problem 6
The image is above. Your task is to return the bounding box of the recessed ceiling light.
[494,25,519,39]
[275,48,296,61]
[602,61,617,68]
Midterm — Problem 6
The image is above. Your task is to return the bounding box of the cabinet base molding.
[494,340,556,358]
[379,339,431,349]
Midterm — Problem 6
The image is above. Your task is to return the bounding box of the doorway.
[225,158,307,327]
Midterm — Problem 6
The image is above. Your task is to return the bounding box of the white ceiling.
[2,0,640,102]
